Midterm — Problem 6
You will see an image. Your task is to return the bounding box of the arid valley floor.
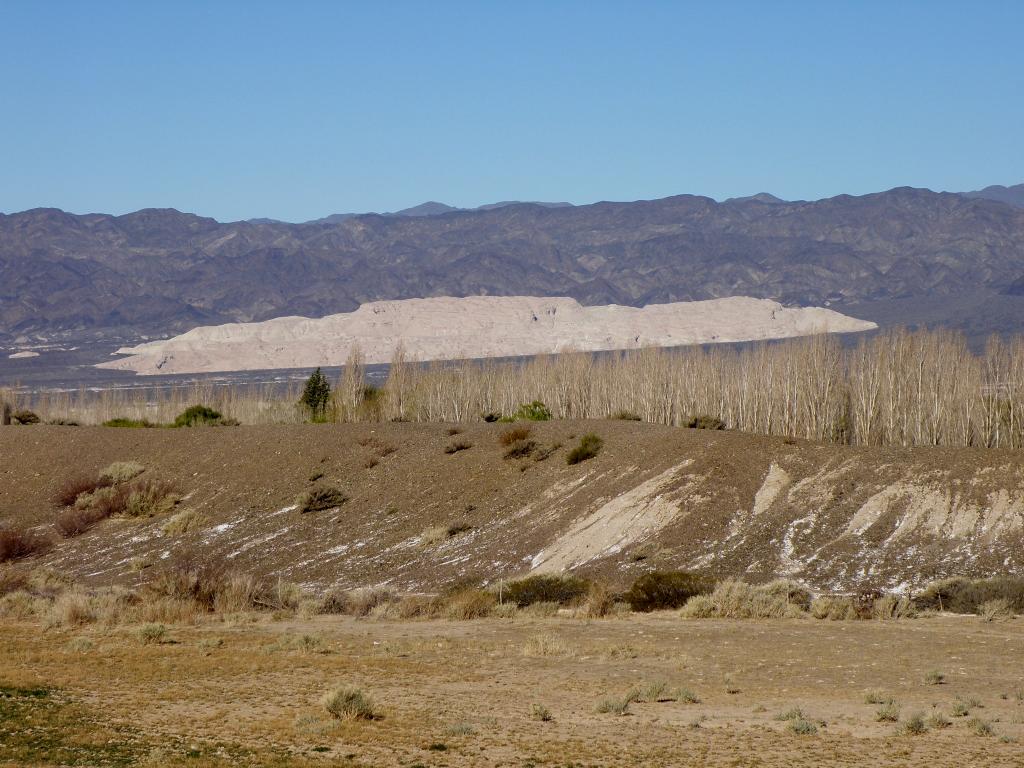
[3,422,1024,766]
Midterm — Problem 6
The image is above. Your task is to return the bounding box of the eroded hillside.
[2,422,1022,592]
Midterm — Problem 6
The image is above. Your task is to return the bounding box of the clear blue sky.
[2,1,1022,222]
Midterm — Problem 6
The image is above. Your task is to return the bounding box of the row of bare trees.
[337,329,1024,448]
[9,328,1024,448]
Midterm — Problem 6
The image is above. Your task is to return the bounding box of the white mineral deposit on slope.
[97,295,877,375]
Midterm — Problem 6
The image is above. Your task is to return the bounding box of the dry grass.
[0,526,50,563]
[98,461,146,484]
[498,426,532,446]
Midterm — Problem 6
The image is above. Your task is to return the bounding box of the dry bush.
[420,525,449,546]
[161,508,204,535]
[979,598,1012,621]
[503,439,537,460]
[679,579,806,619]
[504,574,590,608]
[213,573,265,614]
[580,581,616,618]
[54,505,108,538]
[872,593,917,619]
[810,595,859,620]
[625,570,714,612]
[444,440,472,454]
[123,479,180,517]
[98,461,145,484]
[52,475,110,507]
[499,426,532,446]
[916,576,1024,614]
[521,601,560,618]
[0,590,47,620]
[523,634,576,658]
[0,526,50,563]
[322,687,377,720]
[0,566,29,596]
[296,485,348,513]
[442,587,497,620]
[144,561,228,611]
[343,585,399,617]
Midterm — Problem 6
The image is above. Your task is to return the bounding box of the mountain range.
[2,185,1024,348]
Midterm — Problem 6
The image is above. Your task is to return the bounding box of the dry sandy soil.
[2,422,1024,593]
[2,613,1023,767]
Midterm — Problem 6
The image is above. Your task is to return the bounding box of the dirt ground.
[2,612,1023,767]
[2,423,1024,593]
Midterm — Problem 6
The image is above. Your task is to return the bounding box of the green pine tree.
[299,367,332,421]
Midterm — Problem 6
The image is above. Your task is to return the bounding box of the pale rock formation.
[98,295,876,375]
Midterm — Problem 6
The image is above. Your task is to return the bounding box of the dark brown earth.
[2,422,1023,593]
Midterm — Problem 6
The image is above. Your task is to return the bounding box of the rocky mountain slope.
[3,186,1024,348]
[98,296,875,375]
[3,422,1022,593]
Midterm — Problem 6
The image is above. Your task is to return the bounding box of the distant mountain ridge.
[250,199,575,225]
[3,185,1024,349]
[962,183,1024,208]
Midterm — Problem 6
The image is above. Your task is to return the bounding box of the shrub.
[530,703,552,722]
[444,440,472,454]
[123,479,179,517]
[864,690,891,705]
[11,410,40,425]
[925,712,951,729]
[512,401,552,421]
[625,571,714,612]
[876,701,900,722]
[102,417,156,428]
[810,595,858,620]
[533,443,561,462]
[340,586,399,617]
[682,579,809,619]
[161,508,203,535]
[99,461,145,484]
[610,410,642,421]
[687,414,725,430]
[173,405,228,427]
[872,593,917,619]
[522,634,576,658]
[139,623,167,644]
[503,440,537,459]
[442,588,497,620]
[916,576,1024,614]
[677,688,701,704]
[923,670,945,686]
[898,712,928,736]
[54,505,108,538]
[566,433,603,465]
[504,574,590,607]
[787,718,819,735]
[979,598,1012,621]
[499,426,532,446]
[144,561,230,612]
[595,695,632,715]
[322,687,376,720]
[580,581,615,618]
[0,526,50,563]
[52,475,110,507]
[967,717,994,736]
[296,485,348,513]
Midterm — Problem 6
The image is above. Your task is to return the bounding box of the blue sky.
[2,1,1021,221]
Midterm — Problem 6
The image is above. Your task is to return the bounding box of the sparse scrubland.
[2,409,1024,765]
